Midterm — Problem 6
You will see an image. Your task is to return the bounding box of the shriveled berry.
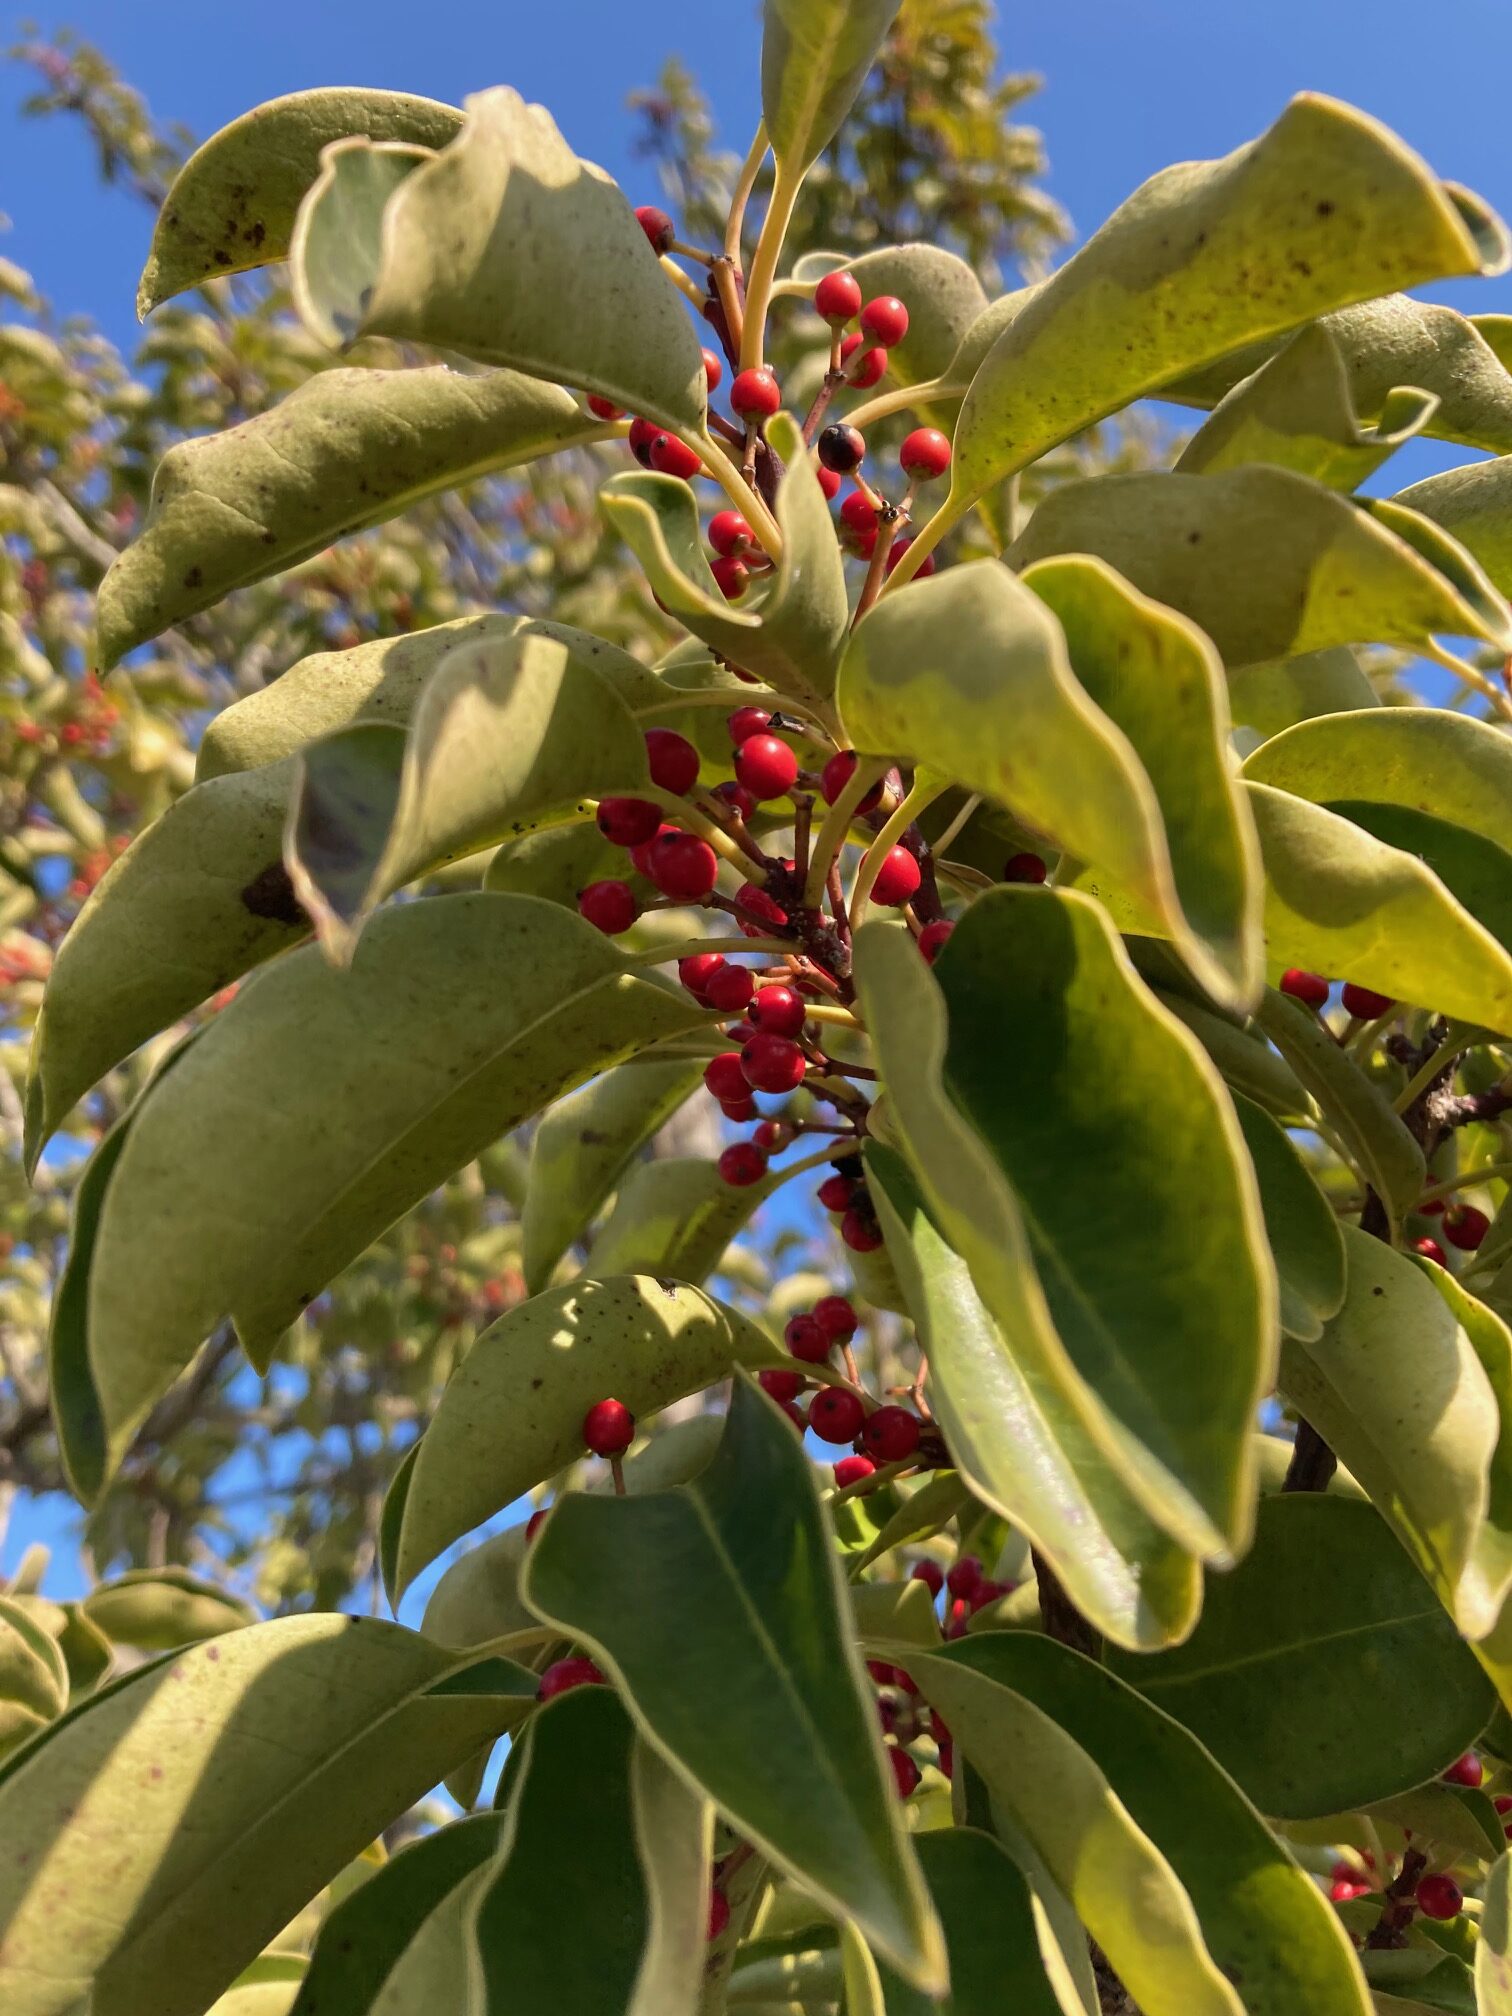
[718,1142,768,1187]
[628,416,661,467]
[863,1406,922,1463]
[861,295,909,347]
[731,367,781,419]
[1003,851,1047,885]
[650,433,703,480]
[840,335,887,388]
[704,1052,750,1102]
[816,465,842,501]
[871,845,922,907]
[918,919,955,963]
[761,1367,806,1403]
[647,830,718,901]
[889,1748,921,1797]
[712,778,757,822]
[814,1294,858,1340]
[817,423,865,474]
[900,427,951,480]
[645,728,700,795]
[842,1205,884,1252]
[1280,968,1330,1009]
[680,952,727,998]
[786,1313,831,1363]
[727,705,772,743]
[738,884,789,931]
[751,984,806,1037]
[885,535,935,578]
[709,509,754,557]
[814,269,863,324]
[578,879,638,934]
[1416,1873,1463,1921]
[910,1559,944,1597]
[538,1655,607,1701]
[1444,1203,1490,1251]
[707,1888,730,1941]
[809,1386,866,1444]
[1412,1236,1448,1266]
[742,1032,807,1093]
[705,964,755,1013]
[1342,982,1395,1019]
[820,748,884,812]
[583,1397,636,1456]
[587,394,623,421]
[635,204,675,254]
[947,1555,983,1599]
[735,733,799,801]
[834,1454,877,1488]
[701,347,724,393]
[1443,1750,1484,1788]
[817,1173,856,1212]
[597,795,663,847]
[711,555,749,600]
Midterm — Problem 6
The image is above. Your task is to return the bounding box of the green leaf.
[1107,1494,1495,1819]
[856,891,1275,1564]
[522,1376,947,1991]
[627,1735,715,2016]
[346,89,706,435]
[421,1525,538,1653]
[0,1615,535,2016]
[291,1814,505,2016]
[1151,989,1313,1121]
[1394,455,1512,597]
[289,138,433,348]
[1228,650,1379,743]
[1006,467,1512,668]
[1231,1095,1347,1342]
[136,87,463,315]
[601,412,849,715]
[81,1567,255,1651]
[852,1470,973,1573]
[1176,323,1437,488]
[95,366,598,669]
[1478,1853,1512,2013]
[55,894,708,1496]
[0,1596,67,1756]
[1253,990,1425,1240]
[485,819,632,909]
[1363,1785,1506,1863]
[1022,554,1263,1009]
[522,1062,704,1291]
[387,1275,787,1598]
[584,1156,779,1285]
[358,1853,482,2014]
[839,562,1248,1008]
[909,1634,1372,2016]
[283,724,407,957]
[761,0,903,178]
[866,1144,1202,1651]
[935,93,1506,532]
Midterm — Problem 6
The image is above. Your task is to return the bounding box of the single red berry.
[704,1052,749,1102]
[871,846,922,907]
[750,984,806,1038]
[720,1095,759,1123]
[537,1656,607,1701]
[707,1888,730,1941]
[1443,1750,1484,1788]
[583,1397,636,1456]
[820,748,884,813]
[816,465,842,501]
[644,728,700,796]
[597,795,663,847]
[889,1748,921,1797]
[712,778,757,822]
[701,347,723,393]
[814,1294,858,1340]
[809,1386,866,1445]
[1341,982,1395,1020]
[709,510,754,557]
[918,919,955,963]
[1496,1796,1512,1815]
[785,1313,831,1363]
[727,705,771,743]
[587,394,623,421]
[937,1739,955,1777]
[650,433,703,480]
[1280,968,1331,1010]
[947,1555,984,1599]
[1412,1236,1448,1266]
[863,1406,922,1464]
[680,952,727,998]
[742,1032,807,1093]
[841,336,887,389]
[1003,851,1047,885]
[817,423,866,474]
[861,296,909,347]
[817,1173,856,1212]
[711,555,749,600]
[628,416,661,467]
[900,428,951,480]
[814,269,863,324]
[781,1400,807,1431]
[1330,1873,1371,1903]
[970,1579,1008,1614]
[738,884,789,931]
[629,822,677,876]
[731,367,781,420]
[761,1367,806,1403]
[1419,1189,1446,1217]
[911,1559,944,1598]
[525,1507,549,1542]
[1444,1204,1490,1251]
[885,534,935,579]
[1416,1873,1463,1921]
[753,1117,790,1153]
[578,879,638,934]
[647,830,718,901]
[635,204,675,254]
[834,1454,877,1488]
[735,733,799,801]
[839,490,878,540]
[718,1142,768,1187]
[842,1205,883,1252]
[705,964,755,1013]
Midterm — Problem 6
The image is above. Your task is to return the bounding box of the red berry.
[900,428,951,480]
[705,964,755,1013]
[834,1454,877,1488]
[647,830,718,901]
[1419,1189,1446,1217]
[753,1118,789,1153]
[814,269,863,324]
[947,1555,983,1599]
[1412,1236,1448,1266]
[583,1397,636,1456]
[650,433,704,480]
[738,884,789,931]
[842,1205,883,1252]
[1342,982,1395,1019]
[863,1406,922,1464]
[809,1386,866,1444]
[720,1096,759,1123]
[578,879,638,934]
[735,733,799,801]
[750,984,806,1037]
[1416,1873,1463,1921]
[709,510,754,557]
[817,1173,856,1212]
[861,296,909,347]
[707,1888,730,1942]
[1280,968,1330,1009]
[628,416,661,467]
[781,1400,807,1432]
[839,491,878,539]
[871,846,922,907]
[918,919,955,963]
[816,465,842,501]
[711,555,749,600]
[786,1314,831,1363]
[760,1367,806,1404]
[727,705,771,744]
[841,337,887,389]
[1443,1750,1483,1788]
[704,1052,749,1102]
[701,347,723,393]
[814,1294,857,1340]
[635,205,675,254]
[587,394,623,421]
[889,1748,921,1797]
[1496,1796,1512,1815]
[820,748,883,813]
[629,822,677,876]
[885,534,935,579]
[910,1560,944,1598]
[525,1507,549,1542]
[680,952,727,999]
[538,1656,607,1701]
[817,423,865,474]
[712,779,757,822]
[742,1032,807,1094]
[597,796,663,847]
[645,728,700,796]
[718,1142,768,1187]
[937,1740,954,1778]
[731,367,781,420]
[1444,1204,1490,1252]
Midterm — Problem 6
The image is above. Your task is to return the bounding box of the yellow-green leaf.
[1396,452,1512,596]
[289,138,433,349]
[1228,649,1380,743]
[761,0,904,178]
[1478,1853,1512,2013]
[1232,1095,1347,1343]
[81,1567,255,1651]
[584,1155,780,1285]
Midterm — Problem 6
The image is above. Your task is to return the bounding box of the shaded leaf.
[1478,1852,1512,2014]
[1395,454,1512,596]
[1232,1094,1347,1342]
[289,138,432,348]
[1228,649,1379,742]
[81,1567,255,1651]
[584,1155,779,1285]
[761,0,904,177]
[627,1735,714,2016]
[283,724,407,957]
[1153,991,1313,1121]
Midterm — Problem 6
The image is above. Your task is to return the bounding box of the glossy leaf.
[289,138,432,347]
[387,1275,785,1597]
[351,89,707,435]
[858,891,1275,1562]
[1396,454,1512,595]
[1006,467,1512,668]
[584,1155,779,1284]
[0,1616,536,2016]
[1227,649,1379,742]
[96,366,598,668]
[1232,1094,1347,1342]
[137,87,463,314]
[522,1061,704,1291]
[522,1375,946,1990]
[1107,1494,1495,1818]
[867,1143,1202,1651]
[81,1566,256,1650]
[761,0,903,177]
[909,1634,1372,2016]
[54,895,707,1497]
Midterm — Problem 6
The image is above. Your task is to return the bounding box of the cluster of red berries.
[12,673,119,761]
[865,1658,949,1790]
[1280,970,1395,1020]
[910,1552,1014,1639]
[812,270,910,394]
[813,1158,883,1253]
[579,728,719,932]
[701,978,812,1186]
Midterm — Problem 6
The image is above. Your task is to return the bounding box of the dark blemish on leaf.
[206,1644,220,1660]
[1316,200,1334,217]
[240,860,306,925]
[531,1377,544,1390]
[1186,531,1201,545]
[183,565,204,590]
[212,248,232,267]
[246,221,266,247]
[1372,1285,1385,1296]
[580,1129,609,1145]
